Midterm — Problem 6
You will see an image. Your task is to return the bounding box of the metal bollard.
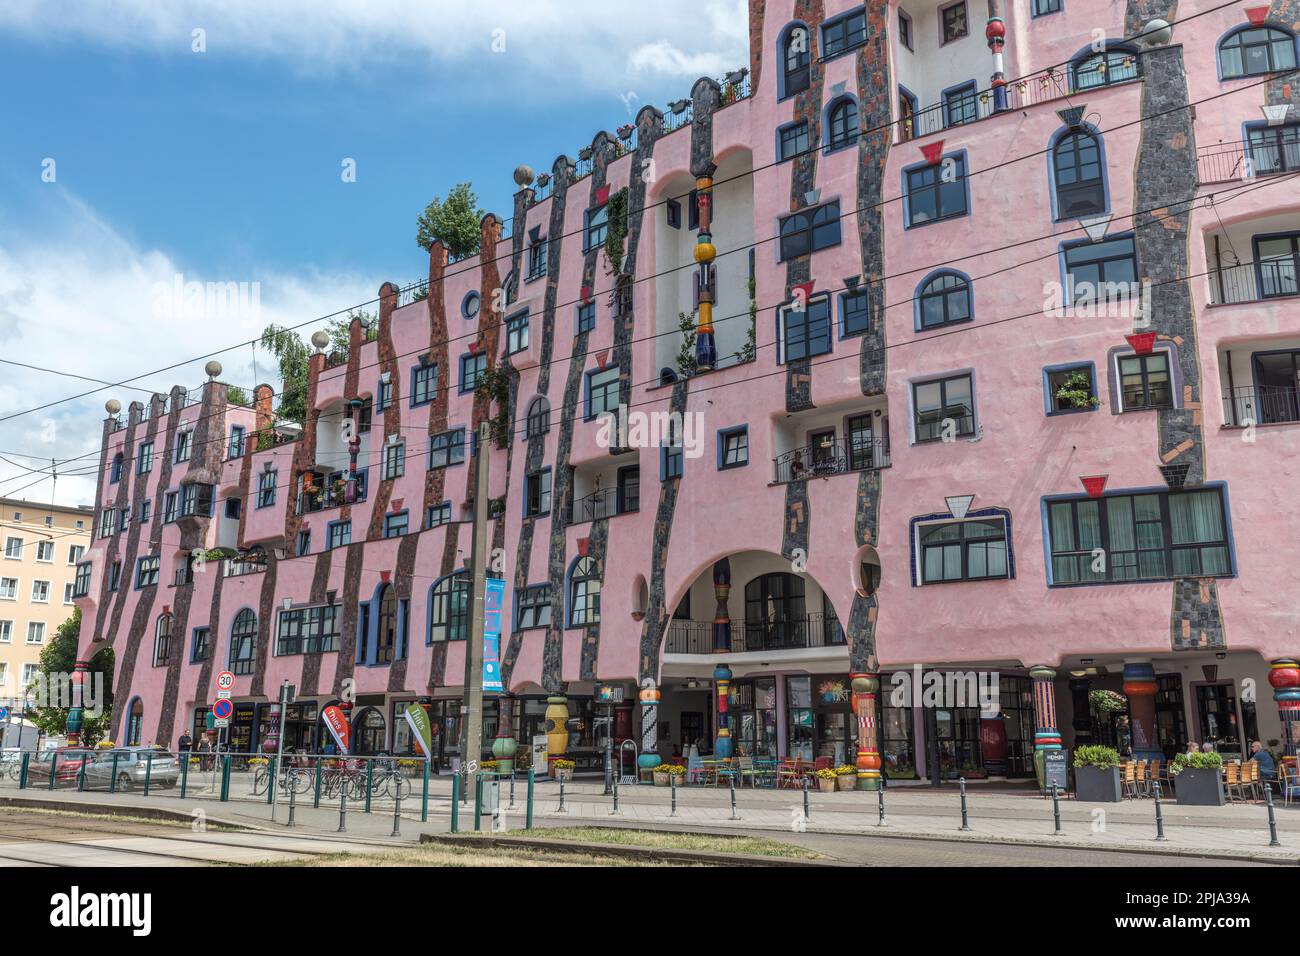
[364,760,374,814]
[474,775,482,832]
[450,775,460,833]
[143,752,153,797]
[421,758,430,823]
[391,787,402,838]
[877,785,886,827]
[730,776,739,821]
[219,755,231,802]
[670,775,678,817]
[1051,783,1061,834]
[313,761,323,809]
[558,778,567,814]
[287,775,297,827]
[508,773,516,810]
[958,776,971,831]
[610,776,621,815]
[526,768,534,830]
[19,751,30,790]
[110,752,120,793]
[337,782,347,833]
[49,750,58,791]
[77,754,87,792]
[1266,785,1281,847]
[802,775,810,821]
[180,755,189,799]
[1152,780,1167,841]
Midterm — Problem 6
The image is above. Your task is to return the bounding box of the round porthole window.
[462,291,481,320]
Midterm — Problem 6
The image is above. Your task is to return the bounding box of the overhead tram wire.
[0,0,1257,425]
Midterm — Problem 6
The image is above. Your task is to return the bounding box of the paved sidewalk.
[4,774,1297,864]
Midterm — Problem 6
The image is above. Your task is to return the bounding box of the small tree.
[416,183,485,258]
[27,609,115,746]
[258,325,312,426]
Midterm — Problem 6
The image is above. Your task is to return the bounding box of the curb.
[0,794,250,831]
[419,832,838,866]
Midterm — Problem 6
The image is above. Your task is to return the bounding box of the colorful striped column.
[65,659,89,748]
[851,673,882,790]
[1269,659,1300,758]
[638,681,661,770]
[1122,662,1161,759]
[711,558,731,652]
[713,665,733,759]
[985,5,1007,112]
[1029,665,1061,751]
[693,170,718,371]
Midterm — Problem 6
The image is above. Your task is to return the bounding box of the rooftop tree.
[416,182,485,258]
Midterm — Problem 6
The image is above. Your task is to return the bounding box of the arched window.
[569,556,602,626]
[827,98,859,152]
[429,572,470,642]
[526,397,551,438]
[916,272,972,330]
[1218,26,1297,79]
[153,613,173,667]
[1052,129,1106,218]
[781,23,811,98]
[1072,46,1139,90]
[230,608,257,675]
[111,453,123,483]
[377,584,398,664]
[743,573,807,650]
[126,698,144,746]
[354,707,385,755]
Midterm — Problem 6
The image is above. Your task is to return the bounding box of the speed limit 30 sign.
[216,671,235,694]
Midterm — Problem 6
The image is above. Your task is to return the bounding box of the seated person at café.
[1248,740,1276,780]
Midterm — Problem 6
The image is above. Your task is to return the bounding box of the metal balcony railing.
[1197,134,1300,185]
[1222,385,1300,427]
[1209,259,1300,305]
[665,613,846,655]
[568,487,636,524]
[773,437,889,484]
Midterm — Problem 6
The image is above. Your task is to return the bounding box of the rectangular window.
[328,521,351,550]
[778,121,809,161]
[140,500,151,523]
[1065,236,1138,305]
[525,470,552,517]
[165,492,181,523]
[72,562,92,598]
[119,508,131,532]
[617,466,640,513]
[919,517,1009,584]
[382,440,405,480]
[1255,233,1300,298]
[778,202,841,261]
[899,10,913,49]
[64,582,74,603]
[174,431,192,463]
[666,198,681,229]
[1247,124,1300,177]
[1117,351,1173,411]
[941,2,968,43]
[506,310,530,355]
[576,302,596,334]
[138,442,154,474]
[905,155,968,226]
[720,427,749,469]
[585,204,609,251]
[779,296,833,363]
[257,470,277,508]
[586,366,621,419]
[68,544,84,565]
[192,627,211,662]
[460,352,488,392]
[411,363,438,406]
[913,374,975,442]
[1047,364,1099,414]
[943,83,978,127]
[356,399,373,435]
[171,483,214,519]
[516,585,553,630]
[0,621,9,643]
[136,555,160,588]
[427,501,452,528]
[0,578,16,599]
[1033,0,1062,13]
[663,438,684,481]
[822,9,867,59]
[31,580,50,603]
[527,237,547,280]
[376,378,394,411]
[99,510,115,539]
[4,537,22,559]
[35,540,53,562]
[1047,488,1232,585]
[429,428,466,469]
[107,561,121,592]
[384,512,409,538]
[27,621,46,644]
[296,529,311,556]
[840,289,869,337]
[228,426,246,458]
[276,605,341,655]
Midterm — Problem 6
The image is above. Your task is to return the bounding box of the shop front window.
[880,685,915,780]
[729,679,778,758]
[934,707,982,779]
[998,676,1036,777]
[355,708,387,756]
[1196,683,1242,756]
[1155,674,1187,759]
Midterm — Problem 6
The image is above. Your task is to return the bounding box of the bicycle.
[251,760,312,797]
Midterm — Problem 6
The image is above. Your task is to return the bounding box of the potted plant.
[552,758,575,782]
[666,764,687,785]
[1170,751,1225,806]
[616,123,634,142]
[815,767,838,793]
[480,759,498,775]
[1055,370,1100,410]
[1072,745,1123,802]
[834,765,858,791]
[653,763,673,786]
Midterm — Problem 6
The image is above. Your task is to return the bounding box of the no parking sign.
[212,698,233,721]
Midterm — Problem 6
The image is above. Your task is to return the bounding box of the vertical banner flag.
[322,704,351,753]
[403,703,433,758]
[483,577,506,692]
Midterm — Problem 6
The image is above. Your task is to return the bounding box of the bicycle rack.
[618,740,639,785]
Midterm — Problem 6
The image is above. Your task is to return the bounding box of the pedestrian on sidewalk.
[178,731,193,761]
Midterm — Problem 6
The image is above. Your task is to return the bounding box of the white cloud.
[0,191,376,508]
[0,0,750,94]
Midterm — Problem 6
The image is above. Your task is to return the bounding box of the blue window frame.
[840,288,869,337]
[327,520,351,550]
[943,82,978,127]
[915,271,972,330]
[383,511,409,538]
[567,556,601,627]
[1072,46,1139,90]
[461,291,480,321]
[576,301,596,334]
[584,204,609,251]
[257,470,276,508]
[661,423,684,481]
[1044,362,1100,415]
[174,430,192,463]
[718,426,749,470]
[460,352,487,393]
[1254,232,1300,299]
[821,8,867,59]
[1051,127,1106,219]
[376,378,394,411]
[191,627,211,663]
[428,571,470,643]
[1245,122,1300,175]
[524,469,551,517]
[515,584,552,630]
[903,152,969,227]
[1218,25,1297,80]
[137,441,153,474]
[506,310,529,355]
[1062,235,1138,306]
[135,555,160,589]
[381,440,405,480]
[898,9,913,50]
[296,529,311,556]
[228,426,245,458]
[825,97,859,152]
[585,366,621,420]
[1032,0,1061,14]
[778,202,841,260]
[779,22,811,100]
[410,363,438,406]
[527,233,547,281]
[427,501,452,528]
[110,453,123,483]
[778,295,832,363]
[941,1,969,44]
[918,515,1010,584]
[778,120,810,162]
[107,561,121,592]
[429,428,466,468]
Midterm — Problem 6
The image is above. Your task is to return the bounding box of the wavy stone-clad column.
[846,2,893,675]
[1125,1,1226,651]
[365,282,403,541]
[1265,1,1300,111]
[329,320,369,697]
[503,157,572,687]
[92,402,142,642]
[748,0,766,91]
[297,550,334,696]
[386,532,421,691]
[248,555,280,700]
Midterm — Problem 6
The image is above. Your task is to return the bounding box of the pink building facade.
[75,0,1300,782]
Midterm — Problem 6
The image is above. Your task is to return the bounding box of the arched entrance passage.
[352,706,386,755]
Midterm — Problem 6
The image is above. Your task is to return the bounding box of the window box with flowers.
[815,767,838,792]
[834,765,858,790]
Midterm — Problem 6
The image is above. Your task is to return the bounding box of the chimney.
[253,384,275,437]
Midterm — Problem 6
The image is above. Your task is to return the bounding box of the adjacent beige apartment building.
[0,497,93,711]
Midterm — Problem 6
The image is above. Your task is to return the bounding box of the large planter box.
[1075,765,1123,802]
[1174,768,1225,806]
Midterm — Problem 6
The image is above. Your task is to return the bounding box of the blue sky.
[0,0,747,505]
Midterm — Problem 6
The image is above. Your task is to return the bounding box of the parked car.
[26,747,94,787]
[83,747,180,791]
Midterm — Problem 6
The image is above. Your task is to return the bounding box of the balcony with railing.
[665,613,845,655]
[568,486,637,524]
[1208,257,1299,306]
[773,436,890,485]
[1197,127,1300,186]
[1222,384,1300,427]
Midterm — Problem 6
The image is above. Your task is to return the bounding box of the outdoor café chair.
[1121,762,1139,799]
[1223,761,1245,802]
[1280,763,1300,807]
